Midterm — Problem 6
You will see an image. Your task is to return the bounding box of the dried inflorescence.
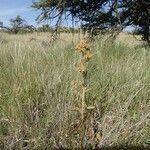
[69,38,102,148]
[76,62,87,77]
[75,39,90,52]
[75,39,93,61]
[71,39,94,126]
[72,38,94,112]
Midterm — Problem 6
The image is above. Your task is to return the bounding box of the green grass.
[0,33,150,149]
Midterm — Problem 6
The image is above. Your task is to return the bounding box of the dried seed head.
[75,39,90,54]
[84,51,93,61]
[75,39,93,62]
[77,62,87,75]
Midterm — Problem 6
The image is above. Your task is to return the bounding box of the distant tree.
[10,15,27,34]
[24,25,37,33]
[0,21,12,32]
[8,16,36,34]
[37,24,53,32]
[0,21,3,28]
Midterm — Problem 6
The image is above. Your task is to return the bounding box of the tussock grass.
[0,33,150,149]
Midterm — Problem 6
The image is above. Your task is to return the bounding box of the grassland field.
[0,32,150,149]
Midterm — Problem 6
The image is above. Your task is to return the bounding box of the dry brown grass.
[117,32,142,47]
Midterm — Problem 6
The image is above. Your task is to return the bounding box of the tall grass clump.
[0,33,150,149]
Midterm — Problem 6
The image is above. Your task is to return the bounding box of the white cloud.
[0,7,29,17]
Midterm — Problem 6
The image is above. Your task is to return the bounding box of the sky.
[0,0,40,27]
[0,0,80,27]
